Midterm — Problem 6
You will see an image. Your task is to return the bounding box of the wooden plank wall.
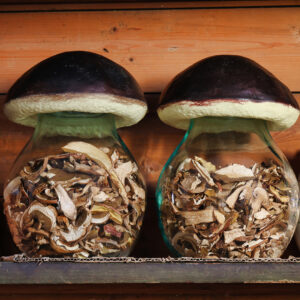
[1,3,300,93]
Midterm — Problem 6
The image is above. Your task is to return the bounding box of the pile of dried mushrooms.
[4,141,146,257]
[161,157,291,258]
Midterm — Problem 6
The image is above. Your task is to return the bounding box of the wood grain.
[1,6,300,94]
[1,0,300,11]
[1,260,300,284]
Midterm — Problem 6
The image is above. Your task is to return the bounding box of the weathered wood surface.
[1,6,300,93]
[0,260,300,284]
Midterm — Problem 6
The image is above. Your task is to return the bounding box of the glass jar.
[156,117,299,258]
[4,112,146,257]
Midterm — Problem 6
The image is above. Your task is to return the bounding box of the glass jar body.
[156,117,299,258]
[4,113,146,257]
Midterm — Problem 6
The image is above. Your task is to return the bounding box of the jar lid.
[158,55,299,131]
[4,51,147,128]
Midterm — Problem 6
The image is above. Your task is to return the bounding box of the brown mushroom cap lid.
[158,55,299,131]
[4,51,147,128]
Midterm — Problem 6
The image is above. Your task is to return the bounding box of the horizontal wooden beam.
[0,259,300,284]
[1,6,300,94]
[1,1,300,11]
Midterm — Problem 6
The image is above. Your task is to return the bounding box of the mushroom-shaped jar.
[3,51,147,257]
[156,55,299,258]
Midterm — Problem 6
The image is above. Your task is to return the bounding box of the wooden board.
[1,0,300,11]
[1,283,300,300]
[0,259,300,284]
[1,5,300,94]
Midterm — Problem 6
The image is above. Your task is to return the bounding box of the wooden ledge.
[0,258,300,284]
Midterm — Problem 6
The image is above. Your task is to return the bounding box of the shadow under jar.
[156,55,300,259]
[3,51,148,257]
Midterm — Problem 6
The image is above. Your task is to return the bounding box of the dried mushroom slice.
[192,159,215,186]
[50,235,81,254]
[178,206,215,225]
[91,204,123,225]
[62,141,130,205]
[26,201,57,232]
[54,184,77,221]
[161,157,291,258]
[5,141,145,257]
[214,164,255,183]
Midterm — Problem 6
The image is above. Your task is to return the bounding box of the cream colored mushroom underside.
[157,100,299,131]
[4,93,148,128]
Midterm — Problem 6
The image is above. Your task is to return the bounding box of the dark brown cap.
[5,51,147,128]
[158,55,299,131]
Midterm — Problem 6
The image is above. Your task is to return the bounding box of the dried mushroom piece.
[161,156,291,258]
[214,164,254,183]
[25,201,57,232]
[4,141,146,257]
[62,141,130,204]
[54,184,77,221]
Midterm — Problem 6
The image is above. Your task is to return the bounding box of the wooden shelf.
[0,258,300,284]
